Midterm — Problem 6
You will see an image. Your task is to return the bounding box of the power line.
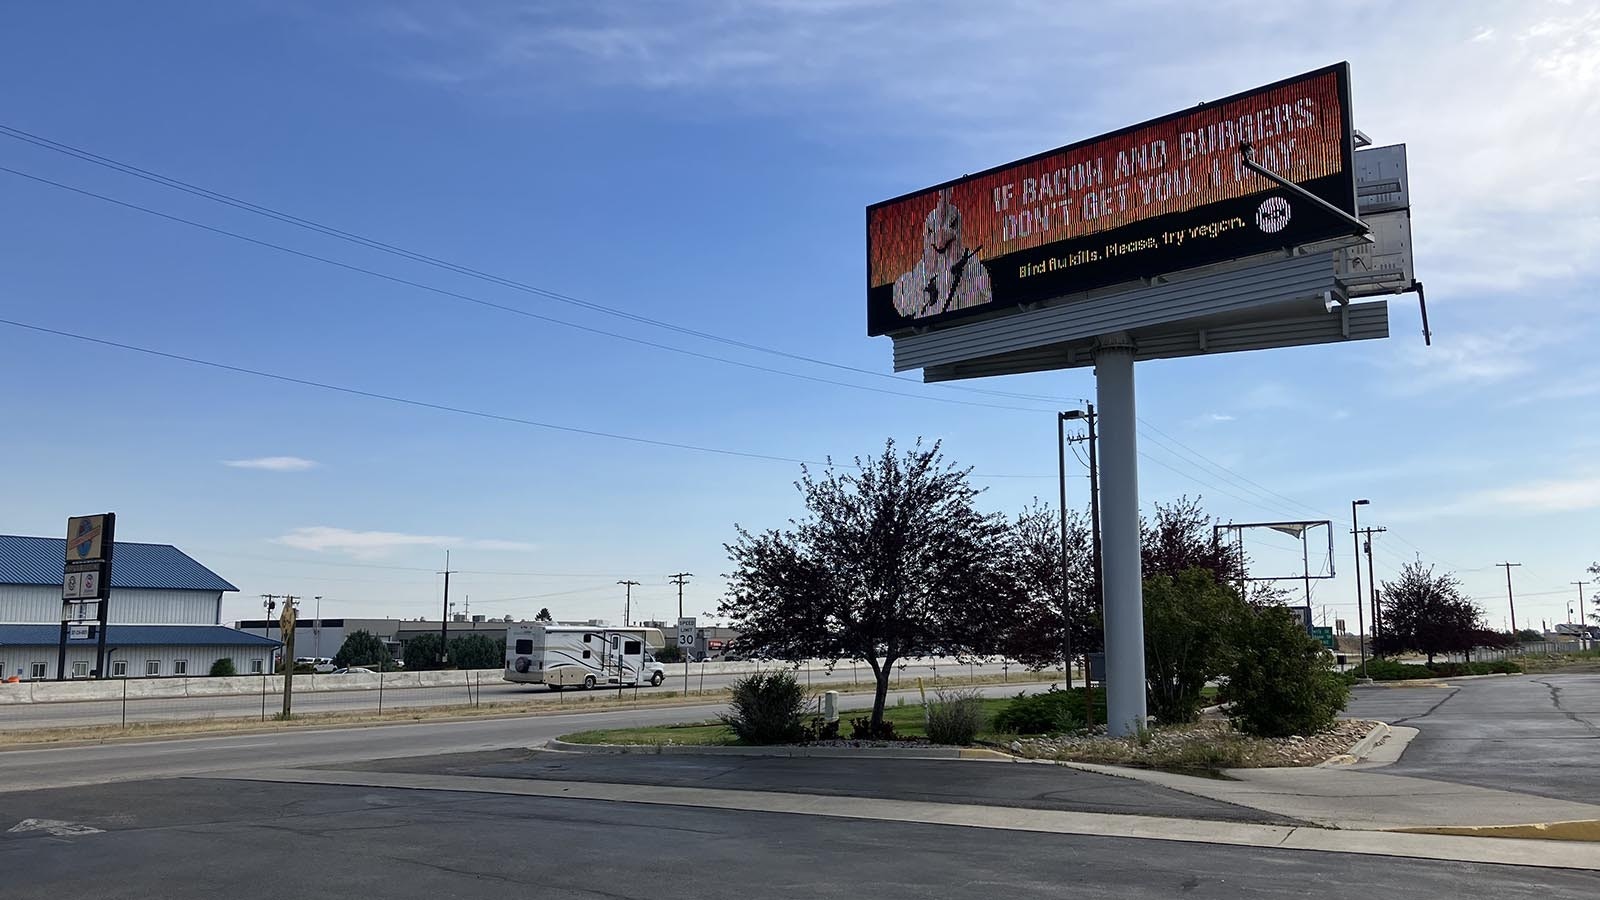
[0,124,1071,406]
[0,315,1047,479]
[0,163,1057,416]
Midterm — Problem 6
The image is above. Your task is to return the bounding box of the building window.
[72,661,89,678]
[146,660,160,677]
[174,659,188,676]
[30,662,46,680]
[112,660,128,677]
[250,659,264,674]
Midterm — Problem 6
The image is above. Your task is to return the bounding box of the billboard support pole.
[1093,334,1147,737]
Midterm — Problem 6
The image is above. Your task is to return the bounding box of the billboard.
[866,63,1358,336]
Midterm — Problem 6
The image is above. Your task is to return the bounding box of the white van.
[503,624,666,690]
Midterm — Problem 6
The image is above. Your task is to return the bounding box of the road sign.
[677,617,696,648]
[1310,626,1335,649]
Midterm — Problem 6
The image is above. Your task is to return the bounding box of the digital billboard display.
[866,64,1357,336]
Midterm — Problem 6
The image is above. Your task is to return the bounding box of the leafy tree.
[1142,568,1248,724]
[1379,563,1482,664]
[654,643,683,663]
[209,658,236,677]
[720,439,1021,731]
[448,633,503,669]
[535,608,553,623]
[1222,604,1349,737]
[333,630,390,668]
[1001,500,1101,669]
[403,632,445,670]
[1141,497,1244,584]
[1515,628,1545,642]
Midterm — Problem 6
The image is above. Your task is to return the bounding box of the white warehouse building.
[0,534,278,681]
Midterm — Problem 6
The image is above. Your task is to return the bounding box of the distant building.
[0,534,276,680]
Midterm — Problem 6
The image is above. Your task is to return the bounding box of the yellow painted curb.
[1395,820,1600,843]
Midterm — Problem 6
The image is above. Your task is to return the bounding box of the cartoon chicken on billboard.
[890,188,993,320]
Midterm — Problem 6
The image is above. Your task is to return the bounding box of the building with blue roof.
[0,534,277,681]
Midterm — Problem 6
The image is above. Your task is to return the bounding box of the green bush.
[1222,606,1349,738]
[654,644,683,664]
[992,687,1087,735]
[1357,658,1437,681]
[719,671,807,745]
[925,687,986,745]
[334,630,391,668]
[850,716,897,740]
[402,632,445,670]
[1426,660,1520,677]
[209,658,237,677]
[1143,569,1248,725]
[448,634,503,669]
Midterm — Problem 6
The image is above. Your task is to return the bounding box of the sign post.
[279,603,297,719]
[868,64,1390,736]
[677,617,696,694]
[60,513,115,680]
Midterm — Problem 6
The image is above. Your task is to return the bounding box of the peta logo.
[1255,196,1291,234]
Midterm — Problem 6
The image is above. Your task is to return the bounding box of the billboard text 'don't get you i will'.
[865,63,1359,336]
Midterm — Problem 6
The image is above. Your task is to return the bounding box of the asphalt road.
[341,747,1294,823]
[1346,672,1600,801]
[0,659,1027,730]
[0,681,1049,793]
[3,778,1591,899]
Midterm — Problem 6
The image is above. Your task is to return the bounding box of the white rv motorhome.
[503,624,667,690]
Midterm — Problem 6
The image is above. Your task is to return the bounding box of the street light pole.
[1350,500,1370,679]
[1572,580,1587,648]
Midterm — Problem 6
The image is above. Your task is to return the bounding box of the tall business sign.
[869,63,1417,737]
[59,512,116,680]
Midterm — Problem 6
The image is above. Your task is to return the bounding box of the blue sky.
[2,1,1597,632]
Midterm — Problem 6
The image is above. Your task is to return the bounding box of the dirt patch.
[1002,719,1378,770]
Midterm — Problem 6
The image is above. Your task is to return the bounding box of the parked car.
[332,666,373,675]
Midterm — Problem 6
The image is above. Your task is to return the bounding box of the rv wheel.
[583,675,596,690]
[651,671,665,686]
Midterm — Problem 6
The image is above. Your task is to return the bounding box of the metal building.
[0,534,275,680]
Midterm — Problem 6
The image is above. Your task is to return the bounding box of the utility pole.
[279,596,299,717]
[618,580,640,627]
[1355,526,1386,654]
[1497,562,1522,637]
[1350,500,1370,678]
[669,573,693,694]
[1571,580,1586,646]
[438,551,456,667]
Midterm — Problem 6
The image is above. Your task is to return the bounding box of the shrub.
[1222,606,1349,738]
[402,632,445,670]
[991,687,1086,735]
[925,687,986,745]
[1427,660,1521,677]
[850,716,897,741]
[334,630,391,668]
[1143,569,1248,725]
[654,644,683,664]
[209,658,237,677]
[448,634,503,669]
[718,671,807,745]
[1358,658,1436,681]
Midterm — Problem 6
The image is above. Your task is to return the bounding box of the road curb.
[546,738,1013,761]
[1318,722,1391,767]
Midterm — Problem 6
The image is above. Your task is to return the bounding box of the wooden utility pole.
[1497,562,1522,636]
[438,551,456,666]
[279,597,298,719]
[618,580,640,627]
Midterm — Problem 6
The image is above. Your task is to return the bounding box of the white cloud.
[1192,412,1236,426]
[272,526,537,559]
[1479,474,1600,513]
[224,456,319,472]
[351,2,1600,295]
